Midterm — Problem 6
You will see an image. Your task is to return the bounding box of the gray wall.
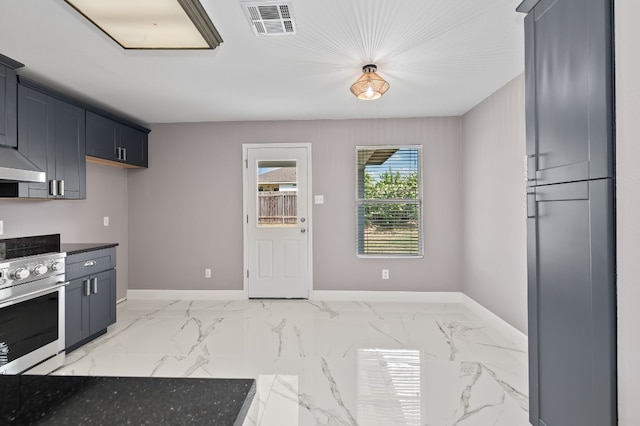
[127,118,463,292]
[461,74,527,334]
[0,161,129,298]
[615,0,639,423]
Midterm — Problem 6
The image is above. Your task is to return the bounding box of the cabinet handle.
[525,154,536,183]
[58,180,65,196]
[49,180,58,196]
[84,279,91,296]
[84,260,97,267]
[122,148,127,162]
[92,277,98,294]
[527,193,537,219]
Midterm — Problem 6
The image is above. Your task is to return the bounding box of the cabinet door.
[0,64,17,147]
[120,124,148,167]
[55,100,86,199]
[86,111,118,161]
[17,85,56,198]
[88,269,116,335]
[65,278,91,350]
[527,179,616,426]
[525,0,613,186]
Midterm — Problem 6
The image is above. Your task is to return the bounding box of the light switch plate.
[0,220,3,235]
[314,195,324,204]
[103,216,109,226]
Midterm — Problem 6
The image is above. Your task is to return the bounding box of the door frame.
[242,142,313,298]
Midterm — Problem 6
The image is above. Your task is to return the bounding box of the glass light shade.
[64,0,222,49]
[350,65,390,100]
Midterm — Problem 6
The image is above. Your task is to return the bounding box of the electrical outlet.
[205,269,212,278]
[382,269,389,279]
[0,220,3,236]
[103,216,110,226]
[314,195,324,204]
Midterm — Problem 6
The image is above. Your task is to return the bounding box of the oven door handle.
[0,281,69,308]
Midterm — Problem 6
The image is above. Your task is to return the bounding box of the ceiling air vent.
[241,1,296,36]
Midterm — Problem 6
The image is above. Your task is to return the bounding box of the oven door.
[0,283,66,374]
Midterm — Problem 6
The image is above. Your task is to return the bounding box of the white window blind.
[356,146,423,257]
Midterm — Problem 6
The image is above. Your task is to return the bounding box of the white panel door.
[245,145,310,298]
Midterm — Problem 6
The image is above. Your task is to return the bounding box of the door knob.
[300,217,306,223]
[300,228,306,233]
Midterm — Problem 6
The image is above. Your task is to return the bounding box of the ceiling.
[0,0,524,125]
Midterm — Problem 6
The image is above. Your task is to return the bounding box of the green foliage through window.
[356,146,423,256]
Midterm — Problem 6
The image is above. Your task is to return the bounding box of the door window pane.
[257,160,297,227]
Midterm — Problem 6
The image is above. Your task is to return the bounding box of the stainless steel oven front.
[0,253,67,374]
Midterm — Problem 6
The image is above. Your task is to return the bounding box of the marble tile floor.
[52,299,530,426]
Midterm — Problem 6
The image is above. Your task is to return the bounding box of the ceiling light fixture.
[350,64,390,100]
[64,0,223,50]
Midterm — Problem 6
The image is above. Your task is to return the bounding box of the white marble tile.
[421,360,529,426]
[52,299,529,426]
[247,375,299,426]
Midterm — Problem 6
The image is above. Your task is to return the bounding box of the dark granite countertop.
[1,375,255,425]
[60,243,119,256]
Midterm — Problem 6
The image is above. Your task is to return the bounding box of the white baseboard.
[461,294,528,351]
[310,290,463,303]
[127,289,247,300]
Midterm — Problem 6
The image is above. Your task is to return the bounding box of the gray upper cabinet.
[16,84,86,199]
[86,111,148,168]
[85,110,117,161]
[120,123,148,167]
[0,64,18,147]
[524,0,614,186]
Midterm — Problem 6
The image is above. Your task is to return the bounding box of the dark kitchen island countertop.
[0,375,255,425]
[60,242,119,256]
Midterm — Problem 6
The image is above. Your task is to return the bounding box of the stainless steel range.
[0,234,66,374]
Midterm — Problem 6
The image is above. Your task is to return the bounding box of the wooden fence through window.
[258,191,297,224]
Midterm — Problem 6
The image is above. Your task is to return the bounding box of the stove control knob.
[33,264,48,276]
[13,268,30,280]
[50,261,64,272]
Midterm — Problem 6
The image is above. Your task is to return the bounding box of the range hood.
[0,145,46,183]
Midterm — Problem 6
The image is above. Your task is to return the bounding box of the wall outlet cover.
[103,216,109,226]
[205,269,212,278]
[382,269,389,279]
[0,220,3,235]
[315,195,324,204]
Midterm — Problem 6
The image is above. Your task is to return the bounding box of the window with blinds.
[356,146,423,257]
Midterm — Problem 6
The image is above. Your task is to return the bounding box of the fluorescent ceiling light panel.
[64,0,222,49]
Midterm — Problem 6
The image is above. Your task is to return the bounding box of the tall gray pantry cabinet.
[517,0,616,425]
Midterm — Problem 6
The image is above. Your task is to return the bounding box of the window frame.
[355,144,424,258]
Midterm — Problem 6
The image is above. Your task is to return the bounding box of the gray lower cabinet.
[65,248,117,352]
